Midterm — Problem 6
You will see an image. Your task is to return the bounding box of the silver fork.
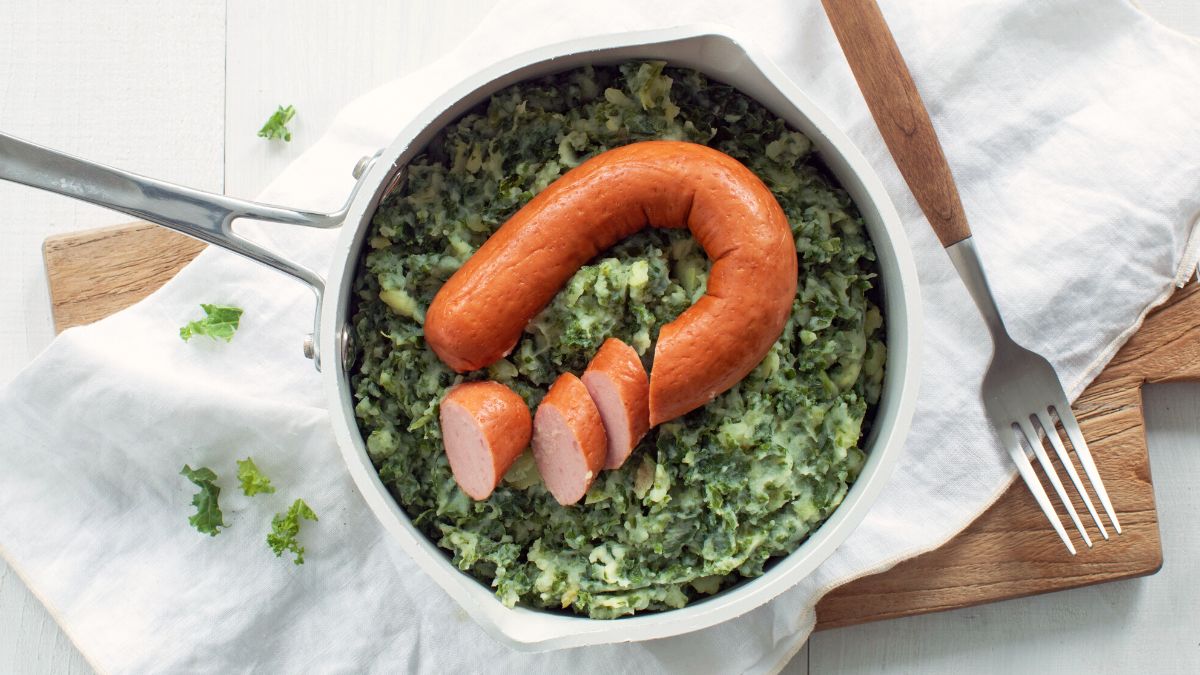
[823,0,1121,552]
[948,240,1121,553]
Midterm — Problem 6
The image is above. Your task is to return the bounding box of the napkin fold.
[3,1,1199,673]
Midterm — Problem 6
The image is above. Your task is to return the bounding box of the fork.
[822,0,1121,552]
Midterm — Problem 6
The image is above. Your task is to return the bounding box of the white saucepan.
[0,25,921,651]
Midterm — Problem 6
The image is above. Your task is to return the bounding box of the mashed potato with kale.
[350,62,885,618]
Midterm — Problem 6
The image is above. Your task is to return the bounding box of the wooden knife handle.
[821,0,971,247]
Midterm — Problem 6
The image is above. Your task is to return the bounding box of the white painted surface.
[0,0,226,384]
[0,2,225,673]
[0,1,1194,673]
[224,1,500,201]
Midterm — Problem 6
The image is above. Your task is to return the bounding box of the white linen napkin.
[3,1,1199,673]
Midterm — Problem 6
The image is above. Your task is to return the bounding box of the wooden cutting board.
[44,223,1193,630]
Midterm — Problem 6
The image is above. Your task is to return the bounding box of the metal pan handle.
[0,132,373,370]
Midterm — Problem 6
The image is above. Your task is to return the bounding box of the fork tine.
[1052,404,1122,534]
[1001,424,1076,555]
[1034,410,1108,540]
[1016,418,1092,548]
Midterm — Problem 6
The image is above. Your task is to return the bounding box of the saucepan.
[0,26,921,649]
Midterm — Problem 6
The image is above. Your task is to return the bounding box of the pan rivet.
[302,333,315,360]
[340,324,355,370]
[352,156,374,179]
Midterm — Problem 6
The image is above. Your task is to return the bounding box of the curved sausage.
[423,141,796,426]
[532,373,607,505]
[439,381,531,500]
[581,338,649,469]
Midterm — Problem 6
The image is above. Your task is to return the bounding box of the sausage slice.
[581,338,649,469]
[439,381,531,500]
[532,373,607,505]
[424,141,796,425]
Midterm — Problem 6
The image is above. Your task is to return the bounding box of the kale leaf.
[267,498,318,565]
[181,465,226,536]
[180,304,244,342]
[257,104,296,142]
[236,457,275,497]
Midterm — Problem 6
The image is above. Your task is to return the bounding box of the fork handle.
[821,0,971,247]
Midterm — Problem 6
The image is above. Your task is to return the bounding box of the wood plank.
[41,221,1181,630]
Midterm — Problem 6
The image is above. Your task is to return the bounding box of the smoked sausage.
[532,373,607,505]
[581,338,649,469]
[439,381,531,500]
[424,141,796,426]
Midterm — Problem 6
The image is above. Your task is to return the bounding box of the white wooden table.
[1,2,1197,672]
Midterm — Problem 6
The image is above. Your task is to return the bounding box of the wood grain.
[40,222,1180,631]
[814,283,1200,629]
[821,0,971,247]
[42,223,207,333]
